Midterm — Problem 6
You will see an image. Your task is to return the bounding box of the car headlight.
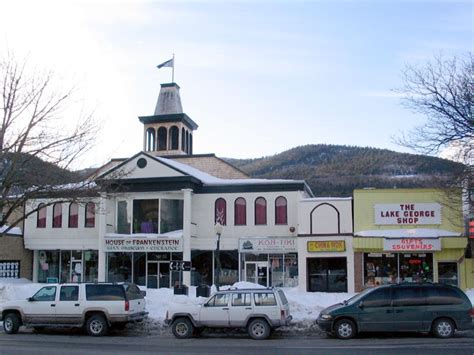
[320,314,333,320]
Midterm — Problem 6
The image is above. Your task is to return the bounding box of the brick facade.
[354,252,363,292]
[0,235,33,279]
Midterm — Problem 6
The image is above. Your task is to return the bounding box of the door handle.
[245,307,252,310]
[50,304,56,307]
[386,309,393,313]
[222,308,229,310]
[395,310,403,313]
[74,304,80,307]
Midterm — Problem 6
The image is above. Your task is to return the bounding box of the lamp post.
[214,223,223,291]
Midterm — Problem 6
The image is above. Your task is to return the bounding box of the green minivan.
[316,283,474,339]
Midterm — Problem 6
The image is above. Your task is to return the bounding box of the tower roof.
[154,82,183,115]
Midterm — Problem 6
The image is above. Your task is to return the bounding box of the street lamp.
[214,223,223,290]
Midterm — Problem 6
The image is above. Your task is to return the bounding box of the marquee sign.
[375,203,441,225]
[307,241,346,252]
[383,238,441,251]
[104,236,183,252]
[239,238,297,253]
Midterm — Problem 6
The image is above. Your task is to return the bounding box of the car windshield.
[344,287,375,305]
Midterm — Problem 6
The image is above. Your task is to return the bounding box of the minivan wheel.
[334,319,356,340]
[432,318,455,339]
[3,313,20,334]
[86,314,109,336]
[248,318,271,340]
[171,318,194,339]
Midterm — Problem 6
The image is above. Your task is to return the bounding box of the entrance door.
[307,257,347,292]
[158,262,170,288]
[245,262,269,287]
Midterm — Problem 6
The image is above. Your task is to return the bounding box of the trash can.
[174,284,188,295]
[196,285,210,297]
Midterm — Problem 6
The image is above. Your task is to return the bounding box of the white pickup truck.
[0,282,147,336]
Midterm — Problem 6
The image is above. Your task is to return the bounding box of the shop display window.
[438,262,458,286]
[364,253,433,287]
[160,199,183,233]
[133,253,146,286]
[38,250,60,283]
[84,251,98,282]
[191,250,213,286]
[107,252,132,282]
[216,250,238,286]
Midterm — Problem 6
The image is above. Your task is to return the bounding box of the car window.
[33,286,57,301]
[254,292,277,306]
[123,283,144,300]
[232,293,251,307]
[277,290,288,305]
[60,286,79,301]
[392,287,425,306]
[207,293,230,307]
[86,285,125,301]
[361,288,391,307]
[426,287,463,305]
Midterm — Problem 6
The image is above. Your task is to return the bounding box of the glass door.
[245,262,269,287]
[147,261,158,288]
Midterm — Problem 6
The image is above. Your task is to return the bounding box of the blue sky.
[1,0,472,168]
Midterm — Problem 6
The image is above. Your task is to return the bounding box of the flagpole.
[172,53,175,83]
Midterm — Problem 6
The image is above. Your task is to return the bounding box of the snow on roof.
[105,229,183,239]
[355,228,461,238]
[301,197,352,202]
[0,225,22,236]
[157,156,305,186]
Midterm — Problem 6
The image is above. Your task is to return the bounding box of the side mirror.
[203,303,209,307]
[27,297,35,302]
[140,290,147,297]
[358,301,364,309]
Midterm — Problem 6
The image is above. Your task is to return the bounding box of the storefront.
[353,188,468,292]
[238,237,298,287]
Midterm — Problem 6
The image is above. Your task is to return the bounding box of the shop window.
[169,126,179,150]
[68,203,78,228]
[60,251,71,283]
[438,262,458,286]
[157,127,167,150]
[307,257,347,292]
[215,198,226,225]
[160,199,183,233]
[84,250,98,282]
[215,250,238,286]
[37,203,47,228]
[275,196,287,225]
[234,197,246,226]
[52,203,62,228]
[85,202,95,228]
[133,199,159,233]
[255,197,267,225]
[133,253,146,286]
[146,127,155,151]
[38,250,60,283]
[107,252,132,282]
[117,200,130,234]
[191,250,213,286]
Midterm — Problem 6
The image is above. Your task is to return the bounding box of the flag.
[157,58,174,69]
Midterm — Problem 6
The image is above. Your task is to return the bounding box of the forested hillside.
[225,145,464,196]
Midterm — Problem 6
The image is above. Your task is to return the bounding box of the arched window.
[185,130,189,154]
[169,126,179,150]
[255,197,267,225]
[215,198,226,225]
[85,202,95,228]
[181,127,186,151]
[68,203,78,228]
[37,204,46,228]
[146,128,155,151]
[275,196,288,225]
[53,203,62,228]
[234,198,246,225]
[157,127,167,150]
[189,133,193,154]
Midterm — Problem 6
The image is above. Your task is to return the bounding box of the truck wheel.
[171,317,194,339]
[3,313,20,334]
[334,319,356,339]
[432,318,455,338]
[247,318,270,340]
[86,314,109,336]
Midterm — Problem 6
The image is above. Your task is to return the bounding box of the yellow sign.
[307,241,345,252]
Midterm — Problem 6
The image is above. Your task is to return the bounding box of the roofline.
[138,113,198,130]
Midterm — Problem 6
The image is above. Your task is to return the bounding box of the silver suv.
[165,288,292,340]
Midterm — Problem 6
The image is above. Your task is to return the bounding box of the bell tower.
[139,82,198,156]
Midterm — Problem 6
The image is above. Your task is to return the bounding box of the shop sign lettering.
[383,238,441,251]
[374,203,441,225]
[239,238,297,253]
[104,237,182,252]
[307,241,345,252]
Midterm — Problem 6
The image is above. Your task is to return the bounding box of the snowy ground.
[1,278,473,335]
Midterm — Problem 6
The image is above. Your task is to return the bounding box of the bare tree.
[0,52,98,235]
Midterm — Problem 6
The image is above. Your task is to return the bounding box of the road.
[0,327,473,355]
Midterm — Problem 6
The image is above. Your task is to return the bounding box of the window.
[181,127,186,151]
[117,200,130,234]
[157,127,167,150]
[275,196,287,225]
[425,286,463,305]
[38,250,60,283]
[52,203,62,228]
[133,199,158,233]
[86,284,125,301]
[254,292,277,306]
[232,293,251,306]
[146,127,155,151]
[362,288,391,307]
[255,197,267,225]
[107,252,132,283]
[68,203,78,228]
[234,197,246,225]
[37,203,46,228]
[32,286,57,301]
[438,262,458,286]
[160,199,183,233]
[215,198,226,225]
[392,286,425,306]
[207,293,229,307]
[85,202,95,228]
[60,286,79,301]
[169,126,179,150]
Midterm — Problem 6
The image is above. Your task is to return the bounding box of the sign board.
[307,241,346,252]
[383,238,441,251]
[374,203,441,225]
[104,236,183,252]
[239,238,297,253]
[169,261,192,271]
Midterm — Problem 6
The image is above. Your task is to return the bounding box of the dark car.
[316,283,474,339]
